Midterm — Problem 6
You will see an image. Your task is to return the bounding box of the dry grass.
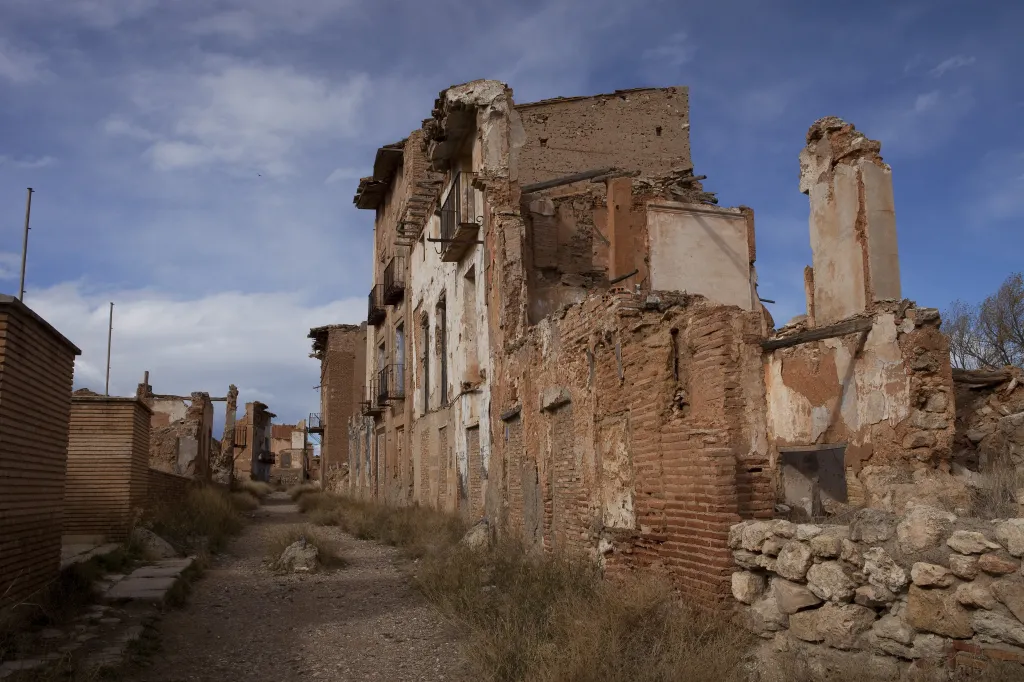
[298,494,750,682]
[969,454,1024,519]
[238,479,272,500]
[147,487,243,554]
[287,484,319,501]
[264,524,346,570]
[230,491,260,512]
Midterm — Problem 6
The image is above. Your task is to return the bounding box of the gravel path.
[126,492,463,681]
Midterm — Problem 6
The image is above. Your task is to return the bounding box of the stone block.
[949,554,980,580]
[807,561,857,603]
[992,574,1024,622]
[911,562,954,588]
[863,547,908,593]
[850,509,898,544]
[955,580,998,610]
[732,571,766,605]
[995,519,1024,557]
[741,521,775,552]
[855,584,896,608]
[776,540,813,581]
[773,577,822,614]
[972,611,1024,647]
[979,552,1019,576]
[907,585,973,639]
[896,505,956,553]
[947,530,1000,555]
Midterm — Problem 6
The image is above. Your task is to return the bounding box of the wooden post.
[105,302,114,395]
[18,188,33,301]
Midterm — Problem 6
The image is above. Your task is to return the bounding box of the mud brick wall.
[65,397,151,541]
[145,468,195,512]
[489,290,770,605]
[0,296,79,610]
[321,325,365,485]
[515,87,692,188]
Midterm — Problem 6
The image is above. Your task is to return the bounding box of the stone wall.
[731,508,1024,677]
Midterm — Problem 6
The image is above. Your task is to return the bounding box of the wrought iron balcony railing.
[368,284,386,326]
[383,252,406,305]
[307,413,323,433]
[360,378,385,417]
[377,363,406,402]
[438,171,480,262]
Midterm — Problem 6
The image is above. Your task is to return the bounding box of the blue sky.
[1,0,1021,425]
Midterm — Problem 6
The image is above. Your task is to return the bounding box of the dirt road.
[127,493,462,681]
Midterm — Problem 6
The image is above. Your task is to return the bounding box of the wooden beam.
[761,317,873,352]
[521,167,619,194]
[952,368,1013,387]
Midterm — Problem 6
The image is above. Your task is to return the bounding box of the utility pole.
[105,302,114,396]
[18,188,34,301]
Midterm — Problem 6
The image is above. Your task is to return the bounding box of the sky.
[1,0,1022,426]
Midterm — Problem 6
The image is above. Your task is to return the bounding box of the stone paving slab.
[103,557,195,603]
[61,542,121,569]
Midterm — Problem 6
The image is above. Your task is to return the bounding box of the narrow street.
[126,493,462,682]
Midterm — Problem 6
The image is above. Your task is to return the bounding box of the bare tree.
[942,273,1024,370]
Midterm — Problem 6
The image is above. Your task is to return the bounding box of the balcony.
[360,378,385,418]
[383,252,406,305]
[307,413,324,434]
[368,285,386,326]
[376,363,406,403]
[438,171,480,262]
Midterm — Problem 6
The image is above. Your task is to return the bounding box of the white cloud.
[868,87,975,155]
[121,58,371,177]
[102,117,158,141]
[913,90,940,113]
[931,55,976,77]
[188,10,260,41]
[643,31,695,68]
[26,282,364,423]
[0,39,46,83]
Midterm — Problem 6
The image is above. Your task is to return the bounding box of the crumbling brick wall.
[147,392,213,480]
[765,302,962,516]
[515,87,692,188]
[488,290,770,605]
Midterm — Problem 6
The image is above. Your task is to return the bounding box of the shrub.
[148,487,243,554]
[265,524,346,569]
[239,479,272,500]
[230,491,260,512]
[288,484,319,501]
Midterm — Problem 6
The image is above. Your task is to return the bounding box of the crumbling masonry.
[307,80,1019,672]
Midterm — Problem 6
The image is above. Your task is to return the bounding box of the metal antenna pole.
[18,188,34,301]
[105,302,114,396]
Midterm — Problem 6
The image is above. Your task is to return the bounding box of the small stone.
[819,602,877,650]
[911,410,948,430]
[947,530,1000,555]
[807,561,858,603]
[995,519,1024,557]
[840,539,863,567]
[770,520,797,538]
[762,537,786,557]
[978,552,1019,576]
[896,505,956,553]
[972,610,1024,647]
[955,581,998,610]
[855,584,896,608]
[131,527,178,559]
[796,524,823,541]
[732,550,760,570]
[909,634,947,660]
[810,529,848,559]
[924,392,949,413]
[748,594,788,634]
[991,574,1024,621]
[863,547,908,593]
[850,509,898,544]
[872,613,914,645]
[273,539,319,573]
[949,554,979,580]
[728,522,751,550]
[741,522,775,552]
[775,541,813,581]
[772,577,822,614]
[966,428,990,444]
[731,571,766,605]
[902,431,937,449]
[907,585,973,639]
[789,607,825,643]
[755,554,777,571]
[911,562,955,588]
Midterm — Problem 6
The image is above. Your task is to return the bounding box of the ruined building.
[310,80,973,608]
[233,401,276,482]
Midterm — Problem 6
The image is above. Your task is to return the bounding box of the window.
[395,324,405,388]
[421,316,430,412]
[463,266,477,364]
[438,298,448,405]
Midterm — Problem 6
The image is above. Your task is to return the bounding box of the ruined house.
[308,324,366,488]
[312,80,984,610]
[233,401,275,482]
[136,377,222,482]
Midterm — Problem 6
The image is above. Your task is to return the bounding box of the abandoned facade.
[310,80,985,610]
